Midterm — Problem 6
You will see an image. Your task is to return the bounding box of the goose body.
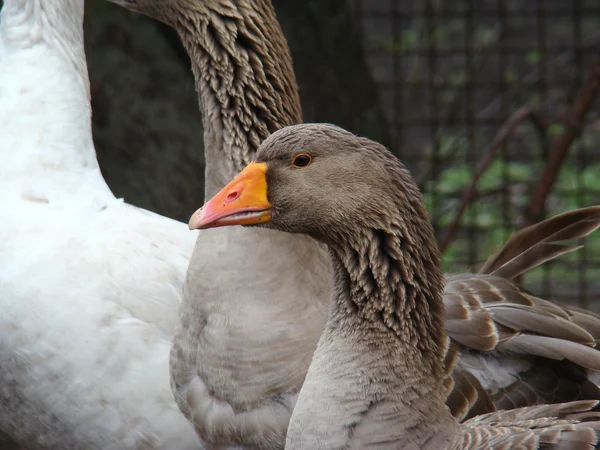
[0,1,201,447]
[108,0,600,448]
[107,1,331,448]
[194,123,600,449]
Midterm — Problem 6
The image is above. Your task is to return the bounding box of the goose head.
[189,123,436,250]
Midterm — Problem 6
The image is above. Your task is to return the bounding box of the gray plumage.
[110,1,600,448]
[251,123,600,449]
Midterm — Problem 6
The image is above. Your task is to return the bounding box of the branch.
[528,110,551,155]
[523,56,600,226]
[439,106,537,253]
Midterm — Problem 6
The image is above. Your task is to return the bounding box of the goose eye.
[292,154,312,168]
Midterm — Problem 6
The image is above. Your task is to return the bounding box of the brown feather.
[479,206,600,278]
[459,400,600,449]
[493,243,582,280]
[498,335,600,370]
[563,308,600,342]
[487,304,595,345]
[444,238,600,422]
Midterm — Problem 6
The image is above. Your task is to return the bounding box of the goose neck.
[327,227,447,384]
[172,0,302,198]
[1,0,110,200]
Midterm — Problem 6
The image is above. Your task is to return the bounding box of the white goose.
[0,0,202,448]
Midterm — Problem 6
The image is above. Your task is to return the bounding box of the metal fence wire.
[349,0,600,310]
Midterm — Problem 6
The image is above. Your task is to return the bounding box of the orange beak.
[188,163,272,230]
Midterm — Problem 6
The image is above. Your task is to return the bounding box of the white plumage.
[0,0,202,447]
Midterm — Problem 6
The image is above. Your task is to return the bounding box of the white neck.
[0,0,113,204]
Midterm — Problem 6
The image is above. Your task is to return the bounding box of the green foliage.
[526,50,542,65]
[427,150,600,285]
[381,29,419,55]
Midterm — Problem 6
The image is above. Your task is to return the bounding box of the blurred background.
[82,0,600,309]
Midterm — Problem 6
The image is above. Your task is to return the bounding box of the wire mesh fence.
[350,0,600,309]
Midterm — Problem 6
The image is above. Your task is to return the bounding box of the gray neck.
[173,0,302,198]
[329,227,446,361]
[287,227,458,449]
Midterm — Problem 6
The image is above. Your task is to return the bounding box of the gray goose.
[192,123,600,449]
[110,0,600,448]
[107,0,332,447]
